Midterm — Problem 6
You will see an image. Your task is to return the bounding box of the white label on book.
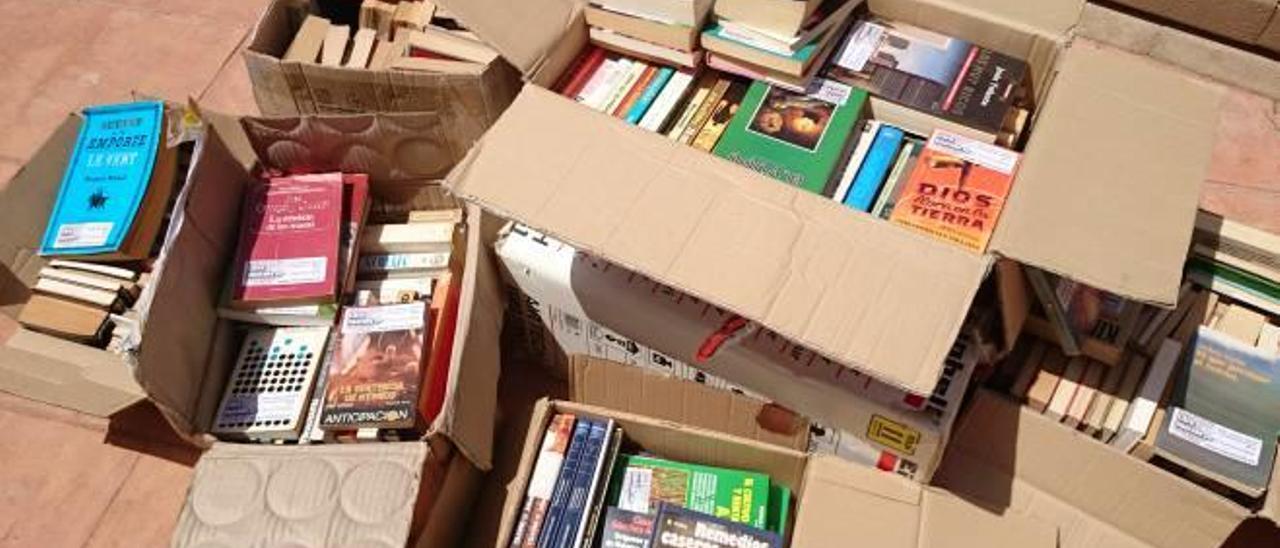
[220,392,303,424]
[1168,407,1263,466]
[341,301,426,333]
[617,467,654,513]
[245,256,327,287]
[52,222,113,248]
[928,130,1020,175]
[807,78,852,106]
[835,22,885,72]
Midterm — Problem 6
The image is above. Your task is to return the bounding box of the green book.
[607,455,770,530]
[713,80,868,194]
[766,482,791,538]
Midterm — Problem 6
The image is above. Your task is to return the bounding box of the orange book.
[419,270,462,426]
[889,130,1022,253]
[612,65,657,118]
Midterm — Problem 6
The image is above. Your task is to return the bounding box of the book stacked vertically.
[511,413,786,548]
[20,100,182,351]
[703,0,859,91]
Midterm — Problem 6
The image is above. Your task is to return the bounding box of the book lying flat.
[649,502,781,548]
[609,455,770,530]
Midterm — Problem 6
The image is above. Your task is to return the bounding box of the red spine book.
[420,270,462,425]
[510,414,577,548]
[612,65,657,118]
[231,173,343,307]
[338,173,370,296]
[556,46,606,97]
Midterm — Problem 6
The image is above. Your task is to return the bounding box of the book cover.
[1157,326,1280,495]
[512,414,577,548]
[679,77,732,144]
[638,70,695,131]
[608,455,770,530]
[538,419,594,548]
[648,503,781,548]
[212,326,329,441]
[841,124,904,211]
[40,101,166,258]
[713,79,868,194]
[551,419,613,548]
[613,65,659,118]
[626,67,676,124]
[690,80,749,151]
[319,302,429,431]
[665,73,716,140]
[888,130,1021,253]
[600,507,654,548]
[827,19,1029,134]
[231,174,343,307]
[829,120,879,200]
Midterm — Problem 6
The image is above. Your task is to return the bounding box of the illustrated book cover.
[319,302,429,431]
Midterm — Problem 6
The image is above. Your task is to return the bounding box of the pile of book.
[584,0,713,68]
[556,10,1033,254]
[19,101,183,352]
[511,413,787,548]
[211,169,463,444]
[283,0,496,73]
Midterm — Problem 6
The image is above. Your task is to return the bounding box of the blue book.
[552,419,609,548]
[843,124,905,212]
[39,101,166,258]
[538,419,593,548]
[624,67,674,125]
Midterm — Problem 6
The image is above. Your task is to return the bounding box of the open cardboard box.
[494,357,1058,548]
[1102,0,1280,54]
[244,0,522,130]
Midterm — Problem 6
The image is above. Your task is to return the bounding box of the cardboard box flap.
[936,390,1249,548]
[990,40,1224,307]
[873,0,1084,42]
[240,113,473,183]
[173,441,429,547]
[430,0,580,76]
[447,86,992,395]
[567,355,810,451]
[793,455,1056,547]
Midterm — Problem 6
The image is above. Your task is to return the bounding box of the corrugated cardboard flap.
[431,0,580,76]
[874,0,1084,42]
[991,39,1224,307]
[447,86,991,395]
[793,455,1056,547]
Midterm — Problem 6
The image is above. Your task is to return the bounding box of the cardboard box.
[244,0,522,134]
[934,389,1280,548]
[495,379,1058,547]
[496,223,979,482]
[1104,0,1280,54]
[437,0,1224,410]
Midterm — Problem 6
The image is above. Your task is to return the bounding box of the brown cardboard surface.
[567,355,810,451]
[172,441,428,547]
[448,86,989,396]
[935,389,1259,548]
[1105,0,1279,46]
[991,39,1224,307]
[430,0,578,76]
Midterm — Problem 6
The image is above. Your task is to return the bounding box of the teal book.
[626,67,674,125]
[703,23,820,63]
[1157,325,1280,496]
[842,124,904,211]
[713,80,868,194]
[40,101,165,257]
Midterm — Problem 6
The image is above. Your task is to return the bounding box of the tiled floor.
[0,1,265,546]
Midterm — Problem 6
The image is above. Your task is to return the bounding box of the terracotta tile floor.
[0,1,265,546]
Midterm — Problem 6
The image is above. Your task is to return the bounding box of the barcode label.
[245,257,327,287]
[835,21,885,72]
[53,222,113,248]
[617,467,653,513]
[1168,407,1262,466]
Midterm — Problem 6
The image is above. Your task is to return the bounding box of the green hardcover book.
[713,79,868,194]
[607,455,770,530]
[766,482,791,538]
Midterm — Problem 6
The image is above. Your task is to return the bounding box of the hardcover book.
[608,455,770,530]
[231,174,343,307]
[826,18,1030,136]
[1157,326,1280,496]
[648,503,781,548]
[40,101,174,260]
[888,129,1021,253]
[512,414,577,548]
[319,302,429,431]
[713,79,868,194]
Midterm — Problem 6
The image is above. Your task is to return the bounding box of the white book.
[33,277,119,308]
[583,59,631,111]
[39,267,129,293]
[1259,323,1280,354]
[47,259,137,281]
[345,28,377,68]
[574,58,619,104]
[590,27,702,68]
[1112,339,1182,451]
[360,222,453,254]
[601,59,648,115]
[321,24,351,66]
[831,120,880,201]
[357,251,451,276]
[638,70,695,131]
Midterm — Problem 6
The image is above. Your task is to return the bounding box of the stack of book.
[1023,265,1150,365]
[20,100,181,350]
[584,0,713,68]
[1186,210,1280,318]
[703,0,858,91]
[283,1,496,73]
[511,413,786,548]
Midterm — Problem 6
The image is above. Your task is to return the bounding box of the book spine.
[551,420,608,548]
[601,61,647,115]
[557,47,607,97]
[679,78,730,144]
[831,121,879,202]
[575,425,623,548]
[512,414,576,548]
[843,125,904,211]
[581,59,627,110]
[1025,267,1083,356]
[665,76,713,140]
[357,251,451,274]
[870,138,919,217]
[535,420,591,548]
[876,140,922,219]
[612,65,658,118]
[625,67,675,124]
[639,70,695,131]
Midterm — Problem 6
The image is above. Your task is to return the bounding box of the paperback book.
[608,455,770,530]
[649,503,781,548]
[319,302,429,431]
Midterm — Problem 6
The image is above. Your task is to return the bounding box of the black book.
[649,502,782,548]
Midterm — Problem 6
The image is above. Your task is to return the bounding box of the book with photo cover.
[511,414,577,548]
[608,455,770,530]
[600,507,655,548]
[649,503,781,548]
[712,79,868,194]
[319,302,429,431]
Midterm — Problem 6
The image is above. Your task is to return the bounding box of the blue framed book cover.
[843,124,904,211]
[39,100,165,256]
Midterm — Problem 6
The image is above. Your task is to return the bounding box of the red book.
[337,173,370,296]
[231,173,342,307]
[612,65,657,118]
[556,46,607,97]
[421,270,462,425]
